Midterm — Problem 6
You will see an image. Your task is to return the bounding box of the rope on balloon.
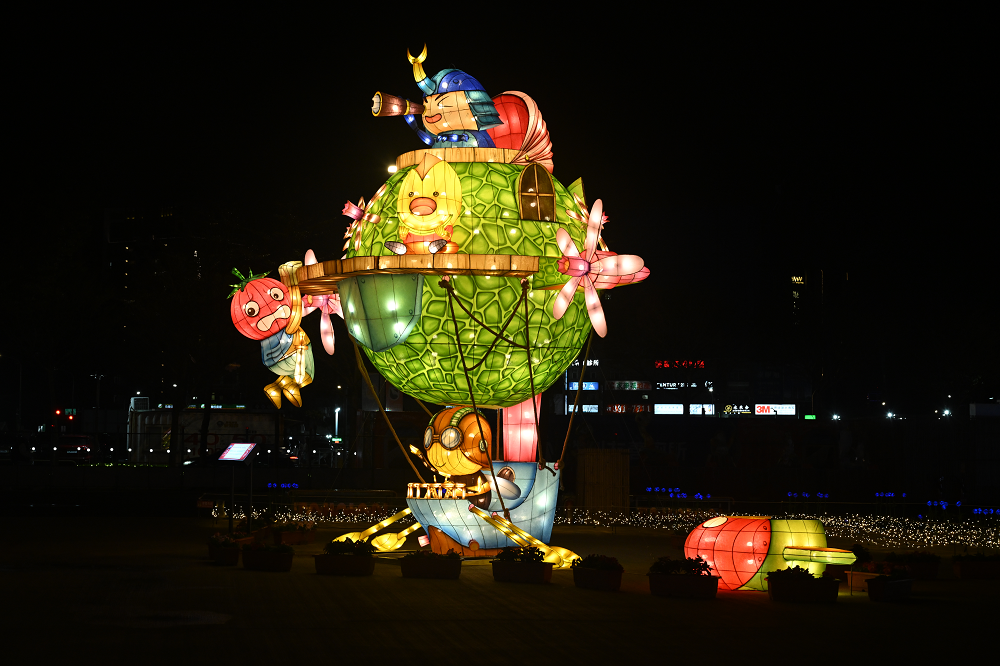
[440,278,558,476]
[442,279,530,370]
[557,329,594,471]
[351,337,426,483]
[441,277,511,522]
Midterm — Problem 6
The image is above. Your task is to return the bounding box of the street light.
[335,407,341,437]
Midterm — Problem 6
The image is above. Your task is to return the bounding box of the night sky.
[9,12,994,421]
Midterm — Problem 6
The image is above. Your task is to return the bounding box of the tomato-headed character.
[228,267,313,408]
[229,270,292,340]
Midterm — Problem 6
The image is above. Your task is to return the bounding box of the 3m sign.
[754,404,796,416]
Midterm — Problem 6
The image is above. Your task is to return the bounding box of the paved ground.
[1,516,989,664]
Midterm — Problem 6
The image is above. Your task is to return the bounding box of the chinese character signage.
[654,360,705,369]
[606,404,652,413]
[723,405,753,416]
[610,381,652,391]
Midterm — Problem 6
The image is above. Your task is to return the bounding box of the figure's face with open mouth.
[421,92,479,133]
[230,277,292,340]
[396,159,464,237]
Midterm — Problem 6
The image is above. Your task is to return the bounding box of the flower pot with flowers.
[647,556,718,599]
[571,555,624,592]
[207,533,241,566]
[273,522,317,546]
[314,538,377,576]
[400,550,462,579]
[952,553,1000,580]
[766,566,838,603]
[242,543,295,572]
[866,568,913,603]
[491,547,553,584]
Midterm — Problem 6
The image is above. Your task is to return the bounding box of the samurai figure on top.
[404,45,503,148]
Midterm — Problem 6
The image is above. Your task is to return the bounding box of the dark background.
[6,11,995,446]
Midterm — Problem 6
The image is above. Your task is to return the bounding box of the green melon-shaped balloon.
[341,158,591,408]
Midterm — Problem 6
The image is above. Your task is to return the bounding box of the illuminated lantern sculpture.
[684,516,857,591]
[240,46,648,561]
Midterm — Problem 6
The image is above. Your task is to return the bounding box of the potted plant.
[647,556,718,599]
[866,569,913,602]
[491,547,553,584]
[952,553,1000,580]
[571,554,624,592]
[765,566,838,603]
[273,522,316,546]
[242,542,294,572]
[399,550,462,579]
[207,533,241,566]
[314,538,377,576]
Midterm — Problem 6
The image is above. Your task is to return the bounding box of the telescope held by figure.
[371,92,424,117]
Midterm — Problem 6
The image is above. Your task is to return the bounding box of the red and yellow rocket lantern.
[684,516,856,591]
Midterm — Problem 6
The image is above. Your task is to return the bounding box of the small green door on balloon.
[341,274,424,352]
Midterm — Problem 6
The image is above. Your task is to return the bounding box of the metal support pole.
[229,465,235,534]
[248,454,253,534]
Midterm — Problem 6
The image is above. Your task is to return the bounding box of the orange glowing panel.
[685,517,772,591]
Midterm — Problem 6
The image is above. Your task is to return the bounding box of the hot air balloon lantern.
[231,45,649,565]
[684,516,857,591]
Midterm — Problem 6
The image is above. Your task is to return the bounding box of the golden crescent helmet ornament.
[407,44,428,85]
[406,44,427,65]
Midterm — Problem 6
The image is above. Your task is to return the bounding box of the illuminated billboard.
[654,404,684,415]
[754,404,796,416]
[609,381,652,391]
[568,382,599,391]
[218,443,256,461]
[689,404,715,415]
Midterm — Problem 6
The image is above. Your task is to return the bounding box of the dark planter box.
[648,573,719,599]
[400,558,462,579]
[314,554,376,576]
[902,562,939,580]
[766,576,839,603]
[492,561,553,584]
[274,530,316,546]
[867,577,913,602]
[823,565,850,580]
[208,545,240,566]
[573,567,622,592]
[242,550,294,572]
[953,561,1000,579]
